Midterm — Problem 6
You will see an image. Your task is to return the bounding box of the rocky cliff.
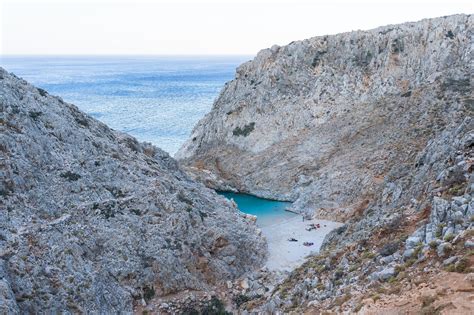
[177,14,472,221]
[176,14,473,313]
[0,68,266,313]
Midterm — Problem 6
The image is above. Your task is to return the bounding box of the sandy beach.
[261,216,343,271]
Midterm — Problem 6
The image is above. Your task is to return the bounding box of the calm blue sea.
[218,192,296,227]
[0,55,249,155]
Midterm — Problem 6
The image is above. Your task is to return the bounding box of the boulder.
[370,267,396,281]
[437,242,453,257]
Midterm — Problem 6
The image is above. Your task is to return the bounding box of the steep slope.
[175,14,473,313]
[177,14,472,222]
[246,115,473,313]
[0,68,266,313]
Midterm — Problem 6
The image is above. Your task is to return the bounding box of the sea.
[218,192,296,227]
[0,55,250,155]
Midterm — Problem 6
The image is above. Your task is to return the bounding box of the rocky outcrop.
[250,122,473,312]
[188,112,471,313]
[0,68,266,313]
[176,14,473,314]
[177,14,472,224]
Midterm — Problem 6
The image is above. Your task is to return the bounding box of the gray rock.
[0,279,19,315]
[370,267,396,281]
[406,236,422,249]
[379,242,400,257]
[443,256,459,266]
[452,196,468,206]
[431,197,451,226]
[465,240,474,248]
[176,14,473,251]
[444,226,455,238]
[380,255,394,265]
[437,242,453,257]
[176,15,473,313]
[403,248,416,260]
[0,68,266,312]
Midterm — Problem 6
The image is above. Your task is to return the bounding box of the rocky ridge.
[246,115,473,313]
[177,14,472,220]
[0,68,266,313]
[176,14,473,313]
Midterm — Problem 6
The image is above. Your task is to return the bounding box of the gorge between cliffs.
[1,14,473,314]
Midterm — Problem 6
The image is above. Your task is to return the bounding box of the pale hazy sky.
[1,0,472,55]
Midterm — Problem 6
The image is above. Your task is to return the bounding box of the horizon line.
[0,53,256,57]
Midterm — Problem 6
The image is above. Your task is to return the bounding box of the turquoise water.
[0,55,250,155]
[218,192,297,227]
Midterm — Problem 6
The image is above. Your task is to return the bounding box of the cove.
[217,191,297,227]
[218,191,343,271]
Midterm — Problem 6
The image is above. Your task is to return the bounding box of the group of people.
[305,223,321,231]
[287,238,314,246]
[286,221,326,246]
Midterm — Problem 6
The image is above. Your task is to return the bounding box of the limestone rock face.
[0,68,266,313]
[177,15,472,220]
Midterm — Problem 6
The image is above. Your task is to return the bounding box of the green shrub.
[200,296,231,315]
[454,257,470,273]
[444,233,454,242]
[405,258,417,268]
[143,285,155,303]
[353,303,364,312]
[29,111,43,120]
[233,122,255,137]
[316,283,325,291]
[362,251,376,260]
[447,183,466,196]
[435,224,445,238]
[60,171,81,181]
[233,294,251,307]
[414,244,423,256]
[387,277,397,284]
[332,293,351,307]
[394,265,405,273]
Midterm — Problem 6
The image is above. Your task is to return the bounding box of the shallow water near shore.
[217,192,297,227]
[218,191,342,271]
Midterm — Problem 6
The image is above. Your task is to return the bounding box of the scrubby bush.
[37,87,48,97]
[143,285,155,303]
[232,122,255,137]
[200,297,231,315]
[60,171,81,181]
[233,294,251,307]
[444,233,454,242]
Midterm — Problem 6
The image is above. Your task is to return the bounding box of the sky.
[1,0,472,55]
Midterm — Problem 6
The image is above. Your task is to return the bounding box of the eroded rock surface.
[176,15,473,312]
[0,68,266,313]
[177,14,472,223]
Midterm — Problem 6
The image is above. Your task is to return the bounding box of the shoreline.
[260,216,343,272]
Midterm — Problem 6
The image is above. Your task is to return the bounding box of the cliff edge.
[177,14,472,221]
[0,68,266,313]
[176,14,473,313]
